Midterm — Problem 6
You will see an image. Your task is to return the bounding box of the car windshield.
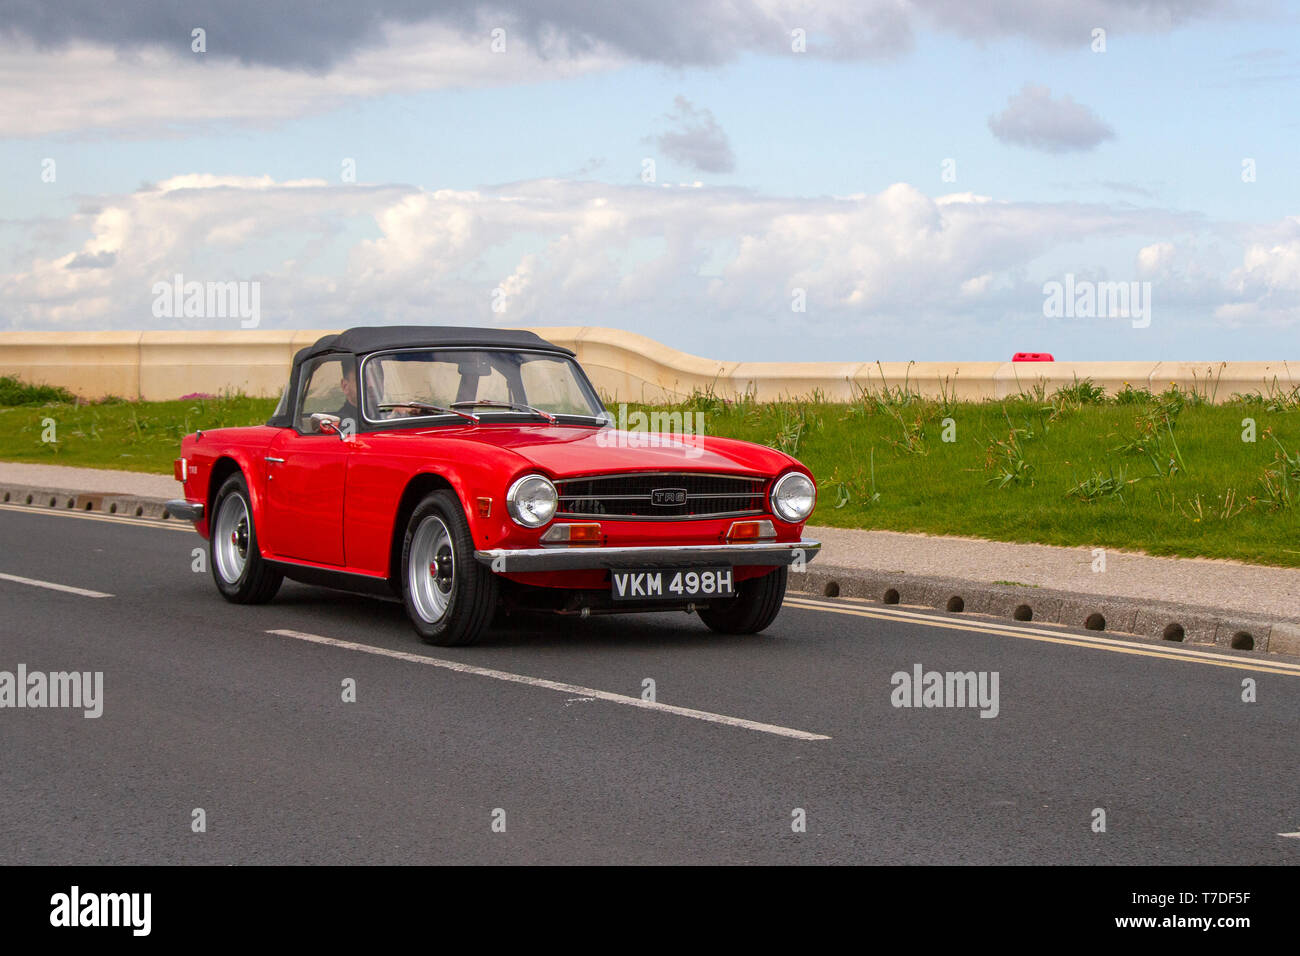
[361,348,606,423]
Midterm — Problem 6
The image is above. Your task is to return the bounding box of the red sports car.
[167,326,820,645]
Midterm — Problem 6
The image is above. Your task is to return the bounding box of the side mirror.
[310,412,343,436]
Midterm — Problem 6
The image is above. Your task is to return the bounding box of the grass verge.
[2,377,1299,566]
[0,393,277,474]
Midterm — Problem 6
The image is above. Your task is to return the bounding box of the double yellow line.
[784,593,1300,678]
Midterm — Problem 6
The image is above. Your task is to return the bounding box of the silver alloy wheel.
[409,515,455,624]
[214,492,251,583]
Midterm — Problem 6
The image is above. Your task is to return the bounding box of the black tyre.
[210,473,283,604]
[400,490,498,646]
[697,566,788,634]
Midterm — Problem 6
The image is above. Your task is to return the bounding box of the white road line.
[266,628,829,741]
[0,502,194,532]
[1279,832,1300,839]
[0,571,112,598]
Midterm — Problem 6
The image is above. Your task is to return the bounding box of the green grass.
[4,376,1300,566]
[0,375,76,406]
[0,393,277,474]
[645,380,1300,567]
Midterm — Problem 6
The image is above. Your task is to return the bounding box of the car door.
[262,354,355,566]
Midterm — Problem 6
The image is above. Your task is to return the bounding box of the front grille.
[555,472,767,520]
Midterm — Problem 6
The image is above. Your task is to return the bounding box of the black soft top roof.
[295,325,574,366]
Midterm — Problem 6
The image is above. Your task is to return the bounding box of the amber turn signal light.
[726,519,776,541]
[540,522,603,545]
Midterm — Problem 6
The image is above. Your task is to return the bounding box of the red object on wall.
[1012,352,1054,362]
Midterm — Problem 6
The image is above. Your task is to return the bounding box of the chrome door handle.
[264,457,285,463]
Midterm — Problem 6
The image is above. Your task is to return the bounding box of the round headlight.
[771,472,815,522]
[507,474,558,528]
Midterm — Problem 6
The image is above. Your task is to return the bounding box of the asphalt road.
[1,503,1297,865]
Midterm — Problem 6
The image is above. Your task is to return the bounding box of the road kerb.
[3,478,1296,659]
[793,563,1297,658]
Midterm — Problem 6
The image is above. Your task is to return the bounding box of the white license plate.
[611,568,735,601]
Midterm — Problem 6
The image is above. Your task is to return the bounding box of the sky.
[1,0,1297,361]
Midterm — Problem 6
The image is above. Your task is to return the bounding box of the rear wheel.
[400,490,498,646]
[697,566,787,634]
[210,473,282,604]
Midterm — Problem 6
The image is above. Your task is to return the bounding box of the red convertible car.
[166,326,820,645]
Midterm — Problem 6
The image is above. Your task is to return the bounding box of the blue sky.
[2,1,1297,361]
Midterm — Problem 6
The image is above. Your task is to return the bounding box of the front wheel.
[400,490,498,646]
[210,473,283,604]
[697,566,787,634]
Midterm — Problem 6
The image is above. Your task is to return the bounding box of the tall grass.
[631,378,1300,566]
[2,373,1299,565]
[0,375,76,406]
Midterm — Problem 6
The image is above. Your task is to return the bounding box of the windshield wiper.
[377,402,479,424]
[450,400,558,424]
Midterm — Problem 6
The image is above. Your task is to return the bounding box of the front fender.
[181,434,274,542]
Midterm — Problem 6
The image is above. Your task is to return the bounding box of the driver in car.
[336,366,360,425]
[336,364,420,425]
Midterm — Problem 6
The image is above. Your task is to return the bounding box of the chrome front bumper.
[165,499,204,521]
[475,540,820,573]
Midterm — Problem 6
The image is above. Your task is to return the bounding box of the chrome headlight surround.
[506,474,558,528]
[770,471,816,523]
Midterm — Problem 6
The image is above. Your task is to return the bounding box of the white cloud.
[1137,241,1176,276]
[1216,231,1300,324]
[1235,239,1300,291]
[5,173,1284,340]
